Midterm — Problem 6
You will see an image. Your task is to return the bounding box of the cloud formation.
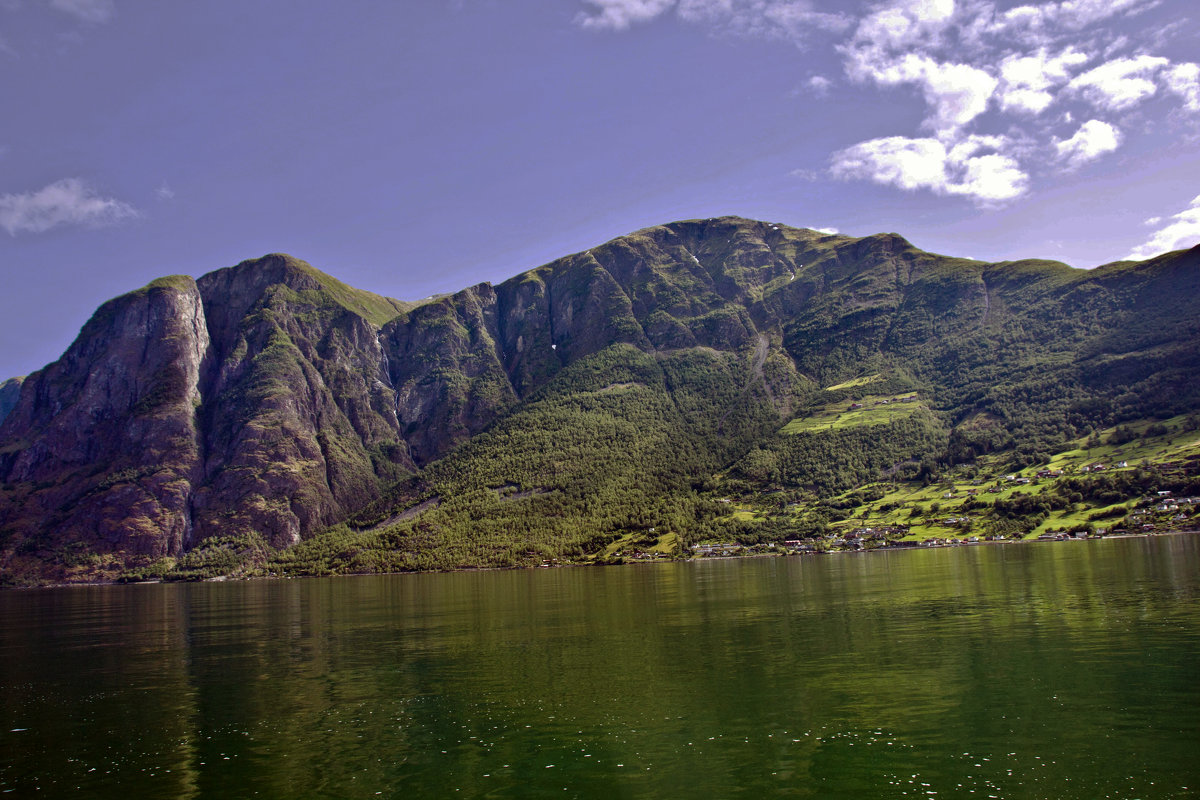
[0,178,137,235]
[1053,119,1121,168]
[998,48,1090,114]
[48,0,115,24]
[576,0,851,39]
[1067,55,1168,110]
[854,52,998,133]
[575,0,674,30]
[574,0,1198,211]
[1127,195,1200,260]
[1165,62,1200,111]
[825,0,1189,203]
[831,134,1028,203]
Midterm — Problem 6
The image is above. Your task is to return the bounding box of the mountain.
[0,377,22,428]
[1,217,1198,583]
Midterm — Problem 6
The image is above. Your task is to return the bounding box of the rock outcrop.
[0,276,208,556]
[1,218,1198,580]
[0,377,23,428]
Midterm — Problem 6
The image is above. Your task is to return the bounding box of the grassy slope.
[290,260,413,327]
[780,393,922,434]
[712,412,1200,546]
[13,226,1198,584]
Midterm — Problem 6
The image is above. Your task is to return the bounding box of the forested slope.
[1,218,1197,583]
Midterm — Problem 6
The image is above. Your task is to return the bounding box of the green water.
[1,535,1198,798]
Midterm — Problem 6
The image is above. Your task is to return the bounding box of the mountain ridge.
[1,216,1198,583]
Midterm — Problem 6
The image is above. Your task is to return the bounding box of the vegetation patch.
[781,393,924,434]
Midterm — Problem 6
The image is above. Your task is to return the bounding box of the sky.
[1,0,1198,380]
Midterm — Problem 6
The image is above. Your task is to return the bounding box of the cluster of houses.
[779,526,913,552]
[1131,492,1197,526]
[691,542,743,556]
[1078,461,1129,473]
[622,549,673,560]
[920,536,984,547]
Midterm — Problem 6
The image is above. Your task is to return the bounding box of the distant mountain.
[1,217,1198,583]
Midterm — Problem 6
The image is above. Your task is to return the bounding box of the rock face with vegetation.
[0,377,23,428]
[1,217,1198,583]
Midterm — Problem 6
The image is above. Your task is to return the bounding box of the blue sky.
[1,0,1198,379]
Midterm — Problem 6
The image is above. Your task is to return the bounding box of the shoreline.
[9,528,1199,591]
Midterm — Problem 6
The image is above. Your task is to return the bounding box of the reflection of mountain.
[1,217,1198,581]
[2,537,1197,794]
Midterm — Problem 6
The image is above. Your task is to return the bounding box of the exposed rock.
[1,219,1198,582]
[0,376,23,428]
[0,276,208,558]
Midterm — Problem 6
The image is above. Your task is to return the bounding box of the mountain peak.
[2,218,1199,583]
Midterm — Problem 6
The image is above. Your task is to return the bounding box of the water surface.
[2,535,1198,797]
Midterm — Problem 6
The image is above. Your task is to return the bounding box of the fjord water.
[2,536,1198,798]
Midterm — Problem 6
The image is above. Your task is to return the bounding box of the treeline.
[269,344,771,576]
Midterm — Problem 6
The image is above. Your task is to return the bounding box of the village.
[676,481,1199,561]
[590,409,1200,565]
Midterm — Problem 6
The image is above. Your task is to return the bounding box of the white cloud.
[156,181,175,201]
[997,0,1154,45]
[998,48,1090,114]
[1055,0,1153,27]
[671,0,853,41]
[813,226,838,234]
[830,134,1028,203]
[757,2,852,38]
[1164,62,1200,111]
[1053,119,1122,168]
[1068,54,1169,111]
[850,52,998,133]
[850,0,955,57]
[1127,195,1200,260]
[805,74,833,95]
[576,0,850,38]
[573,0,1198,209]
[843,0,954,83]
[575,0,675,30]
[842,2,999,134]
[48,0,115,23]
[910,58,997,132]
[0,178,137,235]
[833,136,947,192]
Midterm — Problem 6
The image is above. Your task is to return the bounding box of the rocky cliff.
[0,377,23,428]
[1,217,1198,582]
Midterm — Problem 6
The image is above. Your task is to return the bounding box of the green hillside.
[2,218,1198,585]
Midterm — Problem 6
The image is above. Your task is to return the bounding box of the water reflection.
[1,535,1198,797]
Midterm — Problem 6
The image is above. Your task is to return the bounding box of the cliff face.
[0,258,421,559]
[187,257,413,548]
[0,377,24,428]
[0,277,207,556]
[1,218,1198,580]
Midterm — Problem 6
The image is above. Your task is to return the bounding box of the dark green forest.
[2,218,1198,584]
